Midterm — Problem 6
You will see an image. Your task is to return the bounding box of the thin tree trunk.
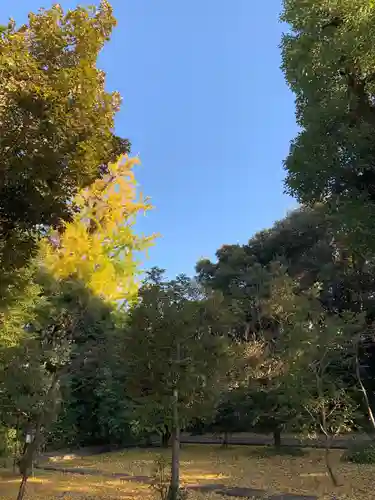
[355,339,375,432]
[315,364,340,488]
[16,418,43,500]
[273,427,282,448]
[17,372,60,500]
[16,475,28,500]
[324,436,340,487]
[221,431,229,449]
[168,339,180,500]
[161,428,171,448]
[13,415,20,474]
[168,388,180,500]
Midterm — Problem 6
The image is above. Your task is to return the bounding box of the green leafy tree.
[0,152,153,500]
[123,269,234,500]
[281,0,375,250]
[268,269,361,486]
[0,1,130,305]
[197,205,375,437]
[16,279,117,500]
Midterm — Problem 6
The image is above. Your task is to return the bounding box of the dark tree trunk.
[168,425,180,500]
[273,427,282,448]
[221,431,229,449]
[161,428,171,448]
[168,342,180,500]
[17,372,61,499]
[324,442,340,487]
[168,386,180,500]
[16,475,28,500]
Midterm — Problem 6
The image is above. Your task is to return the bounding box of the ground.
[0,444,374,499]
[0,469,152,499]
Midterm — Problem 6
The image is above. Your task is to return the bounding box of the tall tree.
[196,206,375,439]
[281,0,375,250]
[123,269,234,500]
[0,1,130,305]
[0,154,153,500]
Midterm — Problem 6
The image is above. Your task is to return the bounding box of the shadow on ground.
[246,446,307,459]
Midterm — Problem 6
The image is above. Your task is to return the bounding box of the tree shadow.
[247,445,308,458]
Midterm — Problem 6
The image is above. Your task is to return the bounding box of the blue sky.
[1,0,298,278]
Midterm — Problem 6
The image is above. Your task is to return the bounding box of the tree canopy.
[3,1,375,498]
[281,0,375,249]
[0,1,129,305]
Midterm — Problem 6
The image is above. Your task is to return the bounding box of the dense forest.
[2,1,375,499]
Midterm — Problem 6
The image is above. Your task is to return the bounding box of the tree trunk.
[324,436,340,487]
[145,434,153,447]
[273,427,282,448]
[221,431,229,449]
[17,372,61,499]
[168,388,180,500]
[355,339,375,433]
[161,428,171,448]
[16,475,28,500]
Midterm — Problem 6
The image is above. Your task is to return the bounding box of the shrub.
[150,455,170,500]
[342,442,375,464]
[150,455,188,500]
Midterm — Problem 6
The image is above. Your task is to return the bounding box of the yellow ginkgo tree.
[41,155,155,306]
[13,156,155,500]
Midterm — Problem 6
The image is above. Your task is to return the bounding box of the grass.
[1,444,375,499]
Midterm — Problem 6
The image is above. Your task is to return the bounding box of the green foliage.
[0,150,153,457]
[0,276,115,433]
[269,270,361,440]
[123,269,234,434]
[342,442,375,464]
[0,426,17,459]
[281,0,375,250]
[0,1,130,304]
[196,204,375,438]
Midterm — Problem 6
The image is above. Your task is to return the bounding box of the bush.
[150,455,170,500]
[342,442,375,464]
[150,455,188,500]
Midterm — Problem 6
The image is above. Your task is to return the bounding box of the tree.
[13,279,119,500]
[196,206,337,341]
[281,0,375,251]
[196,205,375,436]
[196,213,332,441]
[0,154,153,500]
[123,269,234,500]
[268,270,360,486]
[41,155,154,303]
[0,1,130,305]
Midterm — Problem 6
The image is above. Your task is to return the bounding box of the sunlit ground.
[1,445,375,499]
[0,469,152,499]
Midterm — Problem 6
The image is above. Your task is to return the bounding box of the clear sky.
[1,0,298,278]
